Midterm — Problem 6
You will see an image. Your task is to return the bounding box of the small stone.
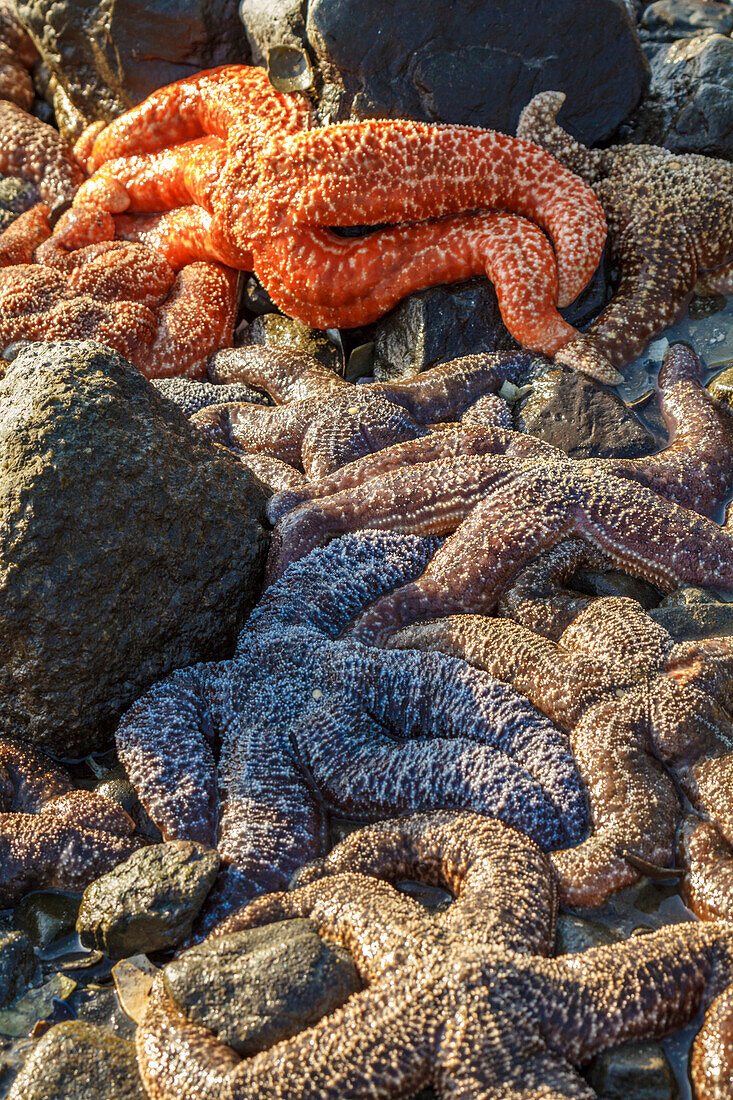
[5,1021,146,1100]
[76,840,220,958]
[0,934,38,1008]
[163,918,361,1056]
[584,1040,679,1100]
[93,777,161,842]
[0,974,76,1039]
[515,369,655,458]
[649,601,733,640]
[239,314,342,372]
[112,956,158,1024]
[572,569,662,608]
[659,585,722,607]
[15,893,80,949]
[554,914,623,956]
[708,364,733,408]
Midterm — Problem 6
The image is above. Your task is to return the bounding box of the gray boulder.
[241,0,648,143]
[0,341,267,754]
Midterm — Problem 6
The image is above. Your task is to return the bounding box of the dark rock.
[639,0,733,53]
[0,340,267,753]
[13,0,249,133]
[15,892,79,949]
[659,585,722,607]
[584,1040,678,1100]
[0,932,37,1007]
[555,914,623,956]
[572,569,662,608]
[72,985,137,1041]
[708,364,733,408]
[76,840,220,958]
[514,369,655,458]
[93,778,161,843]
[626,31,733,155]
[238,314,343,372]
[241,0,648,143]
[164,918,361,1056]
[0,176,40,232]
[6,1021,146,1100]
[649,600,733,640]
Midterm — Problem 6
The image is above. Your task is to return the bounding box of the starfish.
[264,344,733,639]
[135,810,733,1100]
[0,737,141,903]
[0,100,84,212]
[191,345,537,485]
[67,64,609,369]
[0,207,238,377]
[0,1,37,111]
[115,531,587,931]
[517,90,733,380]
[389,538,733,909]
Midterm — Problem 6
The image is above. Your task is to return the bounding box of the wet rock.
[0,933,37,1007]
[708,364,733,408]
[93,778,161,843]
[514,369,655,458]
[13,0,249,132]
[584,1040,678,1100]
[639,0,733,55]
[241,0,647,142]
[555,914,624,955]
[6,1021,146,1100]
[15,893,79,950]
[164,918,361,1056]
[0,340,267,753]
[72,983,137,1041]
[0,973,76,1038]
[76,840,220,958]
[649,599,733,640]
[572,569,662,608]
[659,585,722,607]
[237,314,343,372]
[0,177,40,232]
[152,375,269,418]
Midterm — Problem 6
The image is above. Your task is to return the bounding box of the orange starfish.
[71,65,611,377]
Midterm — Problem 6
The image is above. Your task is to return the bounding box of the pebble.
[76,840,220,958]
[5,1021,146,1100]
[0,934,38,1008]
[163,918,361,1056]
[584,1041,679,1100]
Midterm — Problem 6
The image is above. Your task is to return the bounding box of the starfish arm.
[146,262,237,379]
[551,697,680,907]
[369,352,530,424]
[262,120,606,306]
[699,256,733,293]
[0,100,84,206]
[679,817,733,922]
[0,202,51,266]
[691,984,733,1100]
[266,454,520,584]
[538,923,733,1063]
[388,614,603,730]
[436,1050,596,1100]
[302,398,426,480]
[234,452,307,493]
[560,597,671,679]
[85,65,310,172]
[207,345,345,404]
[266,427,556,526]
[191,398,312,466]
[115,665,220,847]
[555,210,697,376]
[460,393,512,430]
[0,738,72,812]
[114,207,247,269]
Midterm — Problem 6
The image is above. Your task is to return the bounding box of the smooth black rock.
[585,1040,679,1100]
[163,918,361,1056]
[241,0,648,142]
[76,841,220,958]
[514,369,655,459]
[13,0,249,132]
[6,1021,146,1100]
[0,341,267,753]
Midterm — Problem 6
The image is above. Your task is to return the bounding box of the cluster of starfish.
[114,529,588,932]
[135,811,733,1100]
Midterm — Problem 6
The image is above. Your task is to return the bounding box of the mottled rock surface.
[163,919,361,1055]
[0,341,267,753]
[77,841,220,958]
[6,1022,146,1100]
[585,1041,678,1100]
[241,0,648,141]
[0,932,37,1007]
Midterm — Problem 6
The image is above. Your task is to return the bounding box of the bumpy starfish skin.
[517,90,733,378]
[115,532,587,930]
[0,100,84,208]
[191,346,534,483]
[0,208,238,376]
[679,817,733,923]
[389,548,733,907]
[135,811,733,1100]
[0,738,141,902]
[0,2,37,111]
[70,64,608,367]
[265,346,733,638]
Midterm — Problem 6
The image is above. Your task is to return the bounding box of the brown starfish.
[517,90,733,380]
[0,2,37,111]
[190,345,535,486]
[0,100,84,211]
[264,345,733,639]
[390,539,733,908]
[0,737,141,903]
[135,811,733,1100]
